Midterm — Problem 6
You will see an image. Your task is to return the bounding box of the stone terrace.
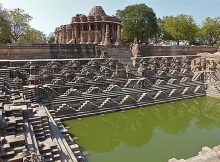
[1,47,220,162]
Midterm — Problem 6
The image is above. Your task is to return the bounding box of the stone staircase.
[209,72,219,81]
[138,93,152,102]
[22,88,37,102]
[154,90,167,100]
[40,86,59,100]
[19,69,29,80]
[107,47,134,67]
[79,100,97,111]
[99,98,118,109]
[192,71,203,81]
[206,86,220,97]
[120,95,136,105]
[0,69,11,83]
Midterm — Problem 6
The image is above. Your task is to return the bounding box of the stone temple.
[54,6,122,46]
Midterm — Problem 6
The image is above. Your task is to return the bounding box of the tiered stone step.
[21,87,37,102]
[107,47,133,66]
[206,85,220,97]
[47,81,205,119]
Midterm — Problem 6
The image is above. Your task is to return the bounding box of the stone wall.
[138,45,218,56]
[0,44,218,60]
[0,44,96,60]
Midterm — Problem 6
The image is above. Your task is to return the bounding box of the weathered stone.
[99,98,118,109]
[79,100,97,111]
[55,6,122,45]
[120,95,136,105]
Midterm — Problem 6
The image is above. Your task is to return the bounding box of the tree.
[47,32,55,44]
[9,8,32,43]
[154,18,163,43]
[199,17,220,45]
[0,4,11,44]
[17,28,46,44]
[162,14,198,45]
[116,4,158,43]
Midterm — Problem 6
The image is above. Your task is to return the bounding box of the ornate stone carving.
[55,6,122,45]
[131,44,142,57]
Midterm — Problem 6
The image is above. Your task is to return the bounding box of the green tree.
[17,28,46,44]
[116,4,158,43]
[47,32,55,44]
[199,17,220,45]
[154,18,163,43]
[0,4,11,44]
[162,14,198,45]
[9,8,32,43]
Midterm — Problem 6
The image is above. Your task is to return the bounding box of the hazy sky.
[1,0,219,35]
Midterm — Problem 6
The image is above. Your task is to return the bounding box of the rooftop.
[89,6,106,16]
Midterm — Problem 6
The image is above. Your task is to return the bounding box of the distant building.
[54,6,122,46]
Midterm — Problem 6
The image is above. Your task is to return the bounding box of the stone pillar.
[100,23,105,45]
[69,29,72,42]
[87,23,92,44]
[93,24,99,44]
[65,26,72,43]
[66,27,69,43]
[54,29,57,44]
[58,30,62,44]
[72,28,74,39]
[115,25,122,47]
[30,66,36,75]
[80,24,86,44]
[104,24,111,47]
[74,26,79,44]
[61,32,63,44]
[131,44,142,57]
[54,31,58,44]
[58,31,61,44]
[94,31,99,44]
[62,26,67,44]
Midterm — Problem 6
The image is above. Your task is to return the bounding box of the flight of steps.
[19,69,30,82]
[45,87,59,96]
[107,47,139,76]
[0,69,11,84]
[107,47,133,66]
[206,86,220,97]
[192,71,203,81]
[99,98,117,108]
[21,88,37,102]
[120,95,136,105]
[79,100,97,111]
[209,72,219,81]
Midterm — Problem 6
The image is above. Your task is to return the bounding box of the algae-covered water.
[63,97,220,162]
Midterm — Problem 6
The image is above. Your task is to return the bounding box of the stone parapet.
[0,44,96,59]
[131,44,218,57]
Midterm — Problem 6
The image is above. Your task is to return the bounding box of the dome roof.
[89,6,106,16]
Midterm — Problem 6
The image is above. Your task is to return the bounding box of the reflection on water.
[64,97,220,162]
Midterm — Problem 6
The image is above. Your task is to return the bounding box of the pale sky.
[0,0,219,35]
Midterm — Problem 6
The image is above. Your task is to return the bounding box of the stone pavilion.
[54,6,122,46]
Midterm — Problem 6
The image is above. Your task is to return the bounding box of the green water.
[63,97,220,162]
